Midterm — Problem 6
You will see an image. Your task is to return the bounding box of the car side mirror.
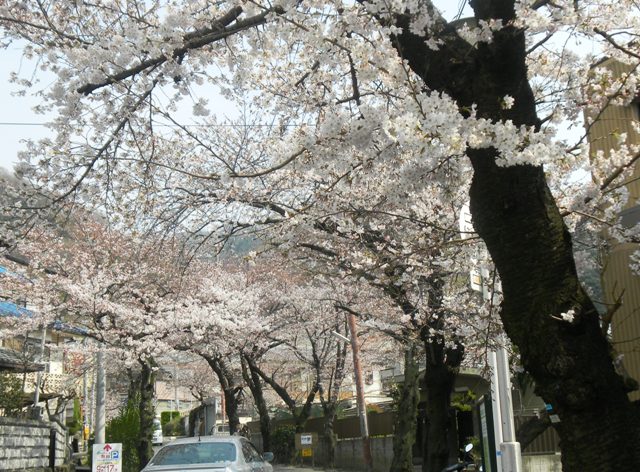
[262,452,274,462]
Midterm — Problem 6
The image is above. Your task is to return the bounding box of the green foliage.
[66,397,83,435]
[308,404,324,418]
[464,436,482,466]
[0,372,24,415]
[160,410,180,425]
[162,416,186,436]
[271,407,293,420]
[451,390,476,412]
[334,400,352,419]
[106,397,140,472]
[271,425,296,464]
[387,384,402,413]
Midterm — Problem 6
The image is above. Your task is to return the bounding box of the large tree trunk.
[294,383,319,433]
[422,336,463,472]
[201,353,242,434]
[389,1,640,469]
[390,343,419,472]
[470,149,640,470]
[383,278,463,472]
[251,360,319,433]
[322,403,338,468]
[242,354,272,452]
[137,358,157,469]
[222,387,241,434]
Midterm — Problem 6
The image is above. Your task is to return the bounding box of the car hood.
[142,465,231,472]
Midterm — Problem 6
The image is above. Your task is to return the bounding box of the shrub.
[162,416,186,436]
[0,372,24,416]
[106,397,140,472]
[66,398,83,436]
[160,410,180,425]
[271,425,296,464]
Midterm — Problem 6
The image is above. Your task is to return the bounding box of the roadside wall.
[522,454,562,472]
[334,437,393,472]
[0,416,68,471]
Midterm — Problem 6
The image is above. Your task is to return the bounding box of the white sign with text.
[92,443,122,472]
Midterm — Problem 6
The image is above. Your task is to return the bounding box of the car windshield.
[150,442,236,465]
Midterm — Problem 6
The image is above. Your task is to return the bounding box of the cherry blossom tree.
[273,185,495,472]
[4,1,640,470]
[2,215,199,467]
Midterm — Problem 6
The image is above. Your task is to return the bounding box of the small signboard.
[92,443,122,472]
[301,447,313,457]
[295,432,318,450]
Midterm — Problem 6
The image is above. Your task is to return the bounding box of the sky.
[0,43,52,172]
[0,1,470,173]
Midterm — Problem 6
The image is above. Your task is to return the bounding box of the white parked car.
[152,418,163,446]
[141,435,274,472]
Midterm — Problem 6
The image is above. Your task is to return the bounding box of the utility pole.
[346,314,373,472]
[95,348,106,444]
[32,324,47,415]
[220,389,226,431]
[495,346,522,472]
[174,360,179,412]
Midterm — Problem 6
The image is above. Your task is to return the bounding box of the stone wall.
[0,416,68,471]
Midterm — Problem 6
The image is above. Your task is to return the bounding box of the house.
[154,380,199,415]
[0,261,88,420]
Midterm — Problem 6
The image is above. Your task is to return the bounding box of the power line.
[0,122,48,126]
[0,121,311,128]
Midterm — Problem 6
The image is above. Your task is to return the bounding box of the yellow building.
[587,58,640,401]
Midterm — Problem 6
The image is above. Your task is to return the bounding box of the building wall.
[0,416,67,471]
[588,58,640,401]
[522,454,562,472]
[602,243,640,401]
[588,59,640,208]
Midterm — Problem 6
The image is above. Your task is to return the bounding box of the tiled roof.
[0,347,44,373]
[0,300,32,317]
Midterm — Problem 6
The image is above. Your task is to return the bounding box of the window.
[241,440,262,463]
[151,442,236,465]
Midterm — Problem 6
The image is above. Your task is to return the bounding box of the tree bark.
[390,343,419,472]
[389,1,640,469]
[137,358,157,469]
[201,353,242,434]
[422,335,463,472]
[222,386,241,435]
[242,354,272,452]
[317,334,347,469]
[294,383,320,432]
[382,276,464,472]
[251,360,319,432]
[322,402,338,468]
